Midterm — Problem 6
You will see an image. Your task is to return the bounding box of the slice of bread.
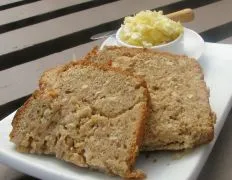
[10,61,149,178]
[85,46,216,150]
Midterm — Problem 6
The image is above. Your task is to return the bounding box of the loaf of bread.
[85,46,216,150]
[10,61,149,178]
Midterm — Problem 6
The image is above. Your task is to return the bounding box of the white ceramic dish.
[1,43,232,180]
[101,28,205,59]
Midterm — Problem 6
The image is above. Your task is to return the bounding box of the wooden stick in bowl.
[167,8,194,23]
[90,9,194,40]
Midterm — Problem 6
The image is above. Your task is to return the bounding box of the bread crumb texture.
[85,46,216,150]
[10,61,149,178]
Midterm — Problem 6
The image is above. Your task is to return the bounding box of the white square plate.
[1,43,232,180]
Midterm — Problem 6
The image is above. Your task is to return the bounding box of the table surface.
[0,0,231,180]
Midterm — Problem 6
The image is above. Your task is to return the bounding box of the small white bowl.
[115,27,184,52]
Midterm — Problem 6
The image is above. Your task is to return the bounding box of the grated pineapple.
[119,10,183,47]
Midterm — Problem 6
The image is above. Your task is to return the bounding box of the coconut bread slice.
[85,46,216,150]
[10,61,149,178]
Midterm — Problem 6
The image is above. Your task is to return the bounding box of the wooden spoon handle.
[167,8,194,23]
